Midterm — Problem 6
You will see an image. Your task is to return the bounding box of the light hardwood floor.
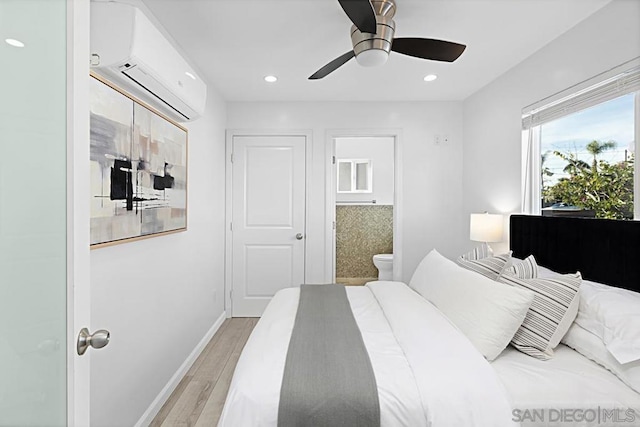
[150,317,258,427]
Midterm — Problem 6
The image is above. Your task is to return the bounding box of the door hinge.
[230,222,233,231]
[333,221,336,230]
[229,290,233,300]
[230,153,234,163]
[332,155,336,164]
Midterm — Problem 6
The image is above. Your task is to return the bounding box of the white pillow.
[537,265,562,279]
[563,323,640,394]
[409,250,534,361]
[498,271,582,360]
[574,279,640,364]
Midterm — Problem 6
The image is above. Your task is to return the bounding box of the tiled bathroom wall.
[336,205,393,282]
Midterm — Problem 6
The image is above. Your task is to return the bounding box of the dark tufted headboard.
[510,214,640,293]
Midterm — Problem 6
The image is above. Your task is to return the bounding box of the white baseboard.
[135,311,227,427]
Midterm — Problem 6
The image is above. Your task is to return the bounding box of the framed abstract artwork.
[89,73,188,247]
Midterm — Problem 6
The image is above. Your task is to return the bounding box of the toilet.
[373,254,393,281]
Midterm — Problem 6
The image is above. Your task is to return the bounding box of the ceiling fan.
[309,0,467,80]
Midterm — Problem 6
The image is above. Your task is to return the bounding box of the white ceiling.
[140,0,612,102]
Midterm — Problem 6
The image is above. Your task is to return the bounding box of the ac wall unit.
[90,2,207,122]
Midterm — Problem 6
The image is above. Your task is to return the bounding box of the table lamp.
[470,212,504,243]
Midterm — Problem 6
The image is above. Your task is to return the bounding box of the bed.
[219,215,640,426]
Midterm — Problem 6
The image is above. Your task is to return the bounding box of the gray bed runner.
[278,284,380,427]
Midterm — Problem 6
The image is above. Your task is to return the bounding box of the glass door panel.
[0,0,68,425]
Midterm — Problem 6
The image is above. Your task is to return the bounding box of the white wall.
[462,0,640,254]
[227,101,464,282]
[336,136,395,205]
[89,89,227,426]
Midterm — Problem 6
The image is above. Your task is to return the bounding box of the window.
[337,159,372,193]
[522,64,640,220]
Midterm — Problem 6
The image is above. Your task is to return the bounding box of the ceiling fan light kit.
[310,0,466,80]
[351,15,395,67]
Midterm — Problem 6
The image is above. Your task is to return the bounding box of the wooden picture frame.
[89,72,188,248]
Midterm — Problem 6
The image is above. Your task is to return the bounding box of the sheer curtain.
[521,126,541,214]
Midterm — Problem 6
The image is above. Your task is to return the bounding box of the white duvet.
[219,281,517,427]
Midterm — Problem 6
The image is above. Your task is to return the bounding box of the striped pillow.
[459,243,493,261]
[507,255,538,279]
[456,253,511,281]
[499,271,582,360]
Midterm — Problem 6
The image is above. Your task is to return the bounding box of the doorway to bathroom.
[328,134,399,285]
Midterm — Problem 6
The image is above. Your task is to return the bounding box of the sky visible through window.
[541,93,635,185]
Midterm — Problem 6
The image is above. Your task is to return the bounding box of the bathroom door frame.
[325,130,403,283]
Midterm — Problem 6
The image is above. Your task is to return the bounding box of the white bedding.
[219,282,516,426]
[492,345,640,427]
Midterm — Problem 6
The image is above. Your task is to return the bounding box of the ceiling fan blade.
[309,51,356,80]
[338,0,377,34]
[391,38,466,62]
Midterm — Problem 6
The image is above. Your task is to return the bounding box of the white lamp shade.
[470,213,504,243]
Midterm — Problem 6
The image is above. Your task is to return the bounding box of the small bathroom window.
[337,159,372,193]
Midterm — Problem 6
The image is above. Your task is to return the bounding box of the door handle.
[77,327,110,355]
[295,233,304,240]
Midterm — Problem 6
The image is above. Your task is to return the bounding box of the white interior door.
[231,135,306,317]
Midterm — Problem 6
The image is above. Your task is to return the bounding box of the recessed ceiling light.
[185,71,196,80]
[423,74,438,82]
[264,75,278,83]
[5,38,25,48]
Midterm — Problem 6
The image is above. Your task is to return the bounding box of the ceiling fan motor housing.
[371,0,396,18]
[351,15,395,66]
